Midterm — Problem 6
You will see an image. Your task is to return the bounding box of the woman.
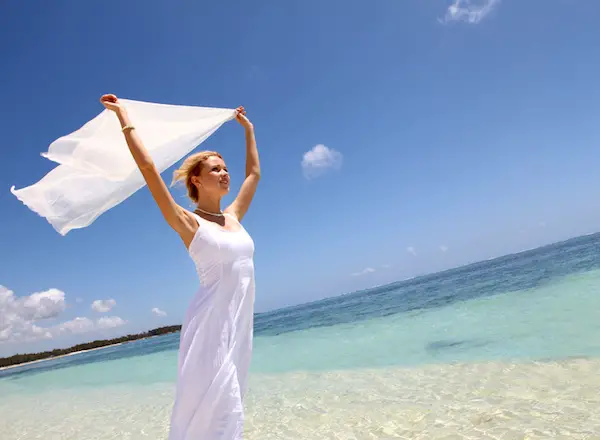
[100,94,260,439]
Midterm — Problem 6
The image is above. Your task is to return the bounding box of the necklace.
[194,206,224,217]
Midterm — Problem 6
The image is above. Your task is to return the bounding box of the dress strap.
[224,212,241,224]
[190,212,203,227]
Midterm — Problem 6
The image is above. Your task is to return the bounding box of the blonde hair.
[171,151,223,202]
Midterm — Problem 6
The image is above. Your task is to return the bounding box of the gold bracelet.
[121,125,135,132]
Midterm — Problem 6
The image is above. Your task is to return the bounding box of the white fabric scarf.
[11,99,236,235]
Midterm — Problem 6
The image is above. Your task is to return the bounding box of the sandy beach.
[2,357,599,439]
[0,343,125,372]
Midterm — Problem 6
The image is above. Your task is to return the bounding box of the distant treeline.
[0,325,182,369]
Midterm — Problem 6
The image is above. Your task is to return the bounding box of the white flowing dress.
[168,212,255,440]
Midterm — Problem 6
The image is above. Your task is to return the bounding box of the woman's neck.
[196,195,222,214]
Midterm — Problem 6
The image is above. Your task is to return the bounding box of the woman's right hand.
[100,94,125,115]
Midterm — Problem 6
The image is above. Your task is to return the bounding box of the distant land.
[0,325,182,369]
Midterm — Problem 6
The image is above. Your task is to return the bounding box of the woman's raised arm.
[226,107,261,221]
[100,94,194,235]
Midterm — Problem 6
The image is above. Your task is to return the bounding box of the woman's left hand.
[235,106,253,131]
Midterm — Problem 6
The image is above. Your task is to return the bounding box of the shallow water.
[3,359,600,439]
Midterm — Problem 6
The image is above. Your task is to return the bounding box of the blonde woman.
[100,94,260,439]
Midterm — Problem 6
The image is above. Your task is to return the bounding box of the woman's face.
[194,156,230,196]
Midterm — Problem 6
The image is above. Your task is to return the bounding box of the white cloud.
[91,299,116,313]
[0,321,53,343]
[0,285,126,345]
[407,246,417,256]
[301,144,343,179]
[442,0,500,24]
[151,307,167,317]
[351,267,376,277]
[440,245,449,252]
[0,286,66,343]
[0,287,66,322]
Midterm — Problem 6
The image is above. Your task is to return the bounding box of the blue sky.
[2,0,600,356]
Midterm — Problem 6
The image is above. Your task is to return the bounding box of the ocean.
[2,234,600,439]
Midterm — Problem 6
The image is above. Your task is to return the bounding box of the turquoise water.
[2,233,600,393]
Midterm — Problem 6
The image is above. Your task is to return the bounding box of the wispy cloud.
[407,246,417,256]
[151,307,167,317]
[57,317,94,334]
[442,0,500,24]
[91,299,116,313]
[57,316,126,334]
[351,267,376,277]
[440,245,449,252]
[97,316,126,329]
[301,144,343,179]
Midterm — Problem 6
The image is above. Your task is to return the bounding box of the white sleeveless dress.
[168,212,255,440]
